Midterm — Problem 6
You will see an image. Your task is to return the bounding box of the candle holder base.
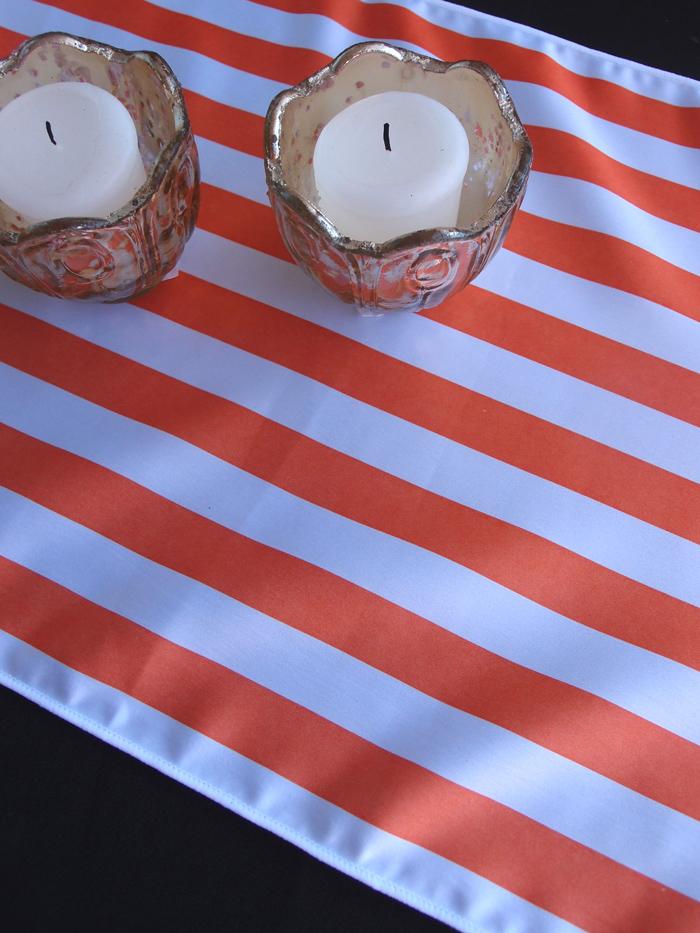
[265,42,531,316]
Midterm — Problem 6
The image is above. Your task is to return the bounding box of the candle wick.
[45,120,57,145]
[383,122,391,152]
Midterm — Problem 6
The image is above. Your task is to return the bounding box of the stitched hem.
[1,667,486,933]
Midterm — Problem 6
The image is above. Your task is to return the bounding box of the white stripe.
[196,136,268,204]
[180,229,700,484]
[507,79,700,190]
[19,0,700,191]
[2,366,699,747]
[372,0,700,107]
[196,127,700,279]
[477,249,700,375]
[2,489,699,899]
[522,172,700,277]
[5,280,700,613]
[0,635,578,933]
[192,132,700,374]
[145,0,700,191]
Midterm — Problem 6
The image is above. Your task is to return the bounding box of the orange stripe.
[180,190,700,546]
[528,126,700,236]
[2,306,699,670]
[198,182,289,262]
[3,423,700,819]
[183,89,263,158]
[195,180,700,429]
[256,0,700,150]
[424,285,700,429]
[508,211,700,323]
[0,26,23,50]
[3,558,699,933]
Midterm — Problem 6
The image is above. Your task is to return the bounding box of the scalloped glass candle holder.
[265,42,532,315]
[0,32,199,302]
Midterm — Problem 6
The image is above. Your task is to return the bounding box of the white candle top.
[313,91,469,243]
[0,81,147,223]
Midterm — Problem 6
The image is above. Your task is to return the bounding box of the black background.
[1,3,698,932]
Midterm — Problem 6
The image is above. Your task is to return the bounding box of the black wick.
[383,122,391,151]
[45,120,57,145]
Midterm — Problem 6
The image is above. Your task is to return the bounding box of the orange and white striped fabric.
[1,2,699,931]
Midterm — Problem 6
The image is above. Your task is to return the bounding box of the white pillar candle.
[0,81,147,223]
[313,91,469,243]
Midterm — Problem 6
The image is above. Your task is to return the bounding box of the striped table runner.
[1,2,699,931]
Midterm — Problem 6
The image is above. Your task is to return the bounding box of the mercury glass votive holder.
[265,42,532,315]
[0,32,199,302]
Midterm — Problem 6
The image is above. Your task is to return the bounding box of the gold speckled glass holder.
[265,41,532,315]
[0,32,199,302]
